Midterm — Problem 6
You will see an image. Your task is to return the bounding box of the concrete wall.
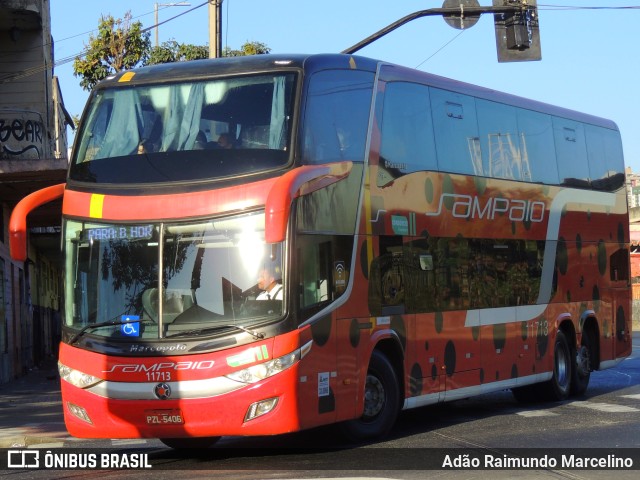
[0,0,57,161]
[0,0,66,383]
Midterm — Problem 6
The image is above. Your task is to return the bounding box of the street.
[1,333,639,479]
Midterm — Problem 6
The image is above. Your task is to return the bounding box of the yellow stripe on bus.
[118,72,136,82]
[89,194,105,218]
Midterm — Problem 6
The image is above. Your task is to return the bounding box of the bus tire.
[541,330,572,401]
[160,436,221,449]
[571,329,593,396]
[339,350,400,442]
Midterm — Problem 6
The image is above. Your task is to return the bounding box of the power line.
[0,6,168,66]
[537,4,640,10]
[0,1,209,85]
[415,29,467,69]
[2,2,640,84]
[146,2,209,36]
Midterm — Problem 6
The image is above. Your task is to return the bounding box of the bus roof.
[100,53,618,131]
[99,54,379,86]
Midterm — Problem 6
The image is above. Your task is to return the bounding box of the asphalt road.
[4,333,640,480]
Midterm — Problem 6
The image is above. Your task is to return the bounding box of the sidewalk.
[0,356,72,448]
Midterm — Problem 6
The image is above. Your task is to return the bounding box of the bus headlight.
[226,352,298,384]
[58,362,103,389]
[225,341,312,384]
[245,397,278,422]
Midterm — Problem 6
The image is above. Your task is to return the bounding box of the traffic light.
[493,0,541,62]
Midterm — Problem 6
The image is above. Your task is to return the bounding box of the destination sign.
[85,225,154,241]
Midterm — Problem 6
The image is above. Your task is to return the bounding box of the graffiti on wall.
[0,111,45,160]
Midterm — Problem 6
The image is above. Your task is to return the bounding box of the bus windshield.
[63,211,284,340]
[70,72,296,184]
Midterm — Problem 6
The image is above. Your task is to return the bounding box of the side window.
[476,99,523,180]
[585,125,625,191]
[516,109,559,184]
[394,237,545,314]
[296,234,353,322]
[430,88,480,175]
[302,70,374,164]
[368,236,406,315]
[379,82,437,183]
[610,248,629,282]
[553,117,589,187]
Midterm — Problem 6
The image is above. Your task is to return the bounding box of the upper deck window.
[70,73,296,184]
[301,69,374,164]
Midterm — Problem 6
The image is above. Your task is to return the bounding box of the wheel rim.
[363,373,385,420]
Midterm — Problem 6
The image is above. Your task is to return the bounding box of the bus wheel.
[339,350,400,442]
[542,330,572,401]
[571,329,593,396]
[160,436,221,449]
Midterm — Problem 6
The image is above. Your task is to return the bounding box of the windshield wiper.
[69,319,143,345]
[166,324,265,340]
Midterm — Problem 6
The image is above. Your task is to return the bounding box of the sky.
[51,1,640,172]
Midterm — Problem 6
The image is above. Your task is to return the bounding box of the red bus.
[10,54,632,448]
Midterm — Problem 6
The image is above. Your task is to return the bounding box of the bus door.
[294,232,358,428]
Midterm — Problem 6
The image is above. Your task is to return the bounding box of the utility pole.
[208,0,223,58]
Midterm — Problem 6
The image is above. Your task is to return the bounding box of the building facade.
[626,166,640,211]
[0,0,71,383]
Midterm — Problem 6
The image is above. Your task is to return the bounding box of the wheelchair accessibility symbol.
[121,315,140,337]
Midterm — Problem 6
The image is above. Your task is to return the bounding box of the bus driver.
[256,267,283,301]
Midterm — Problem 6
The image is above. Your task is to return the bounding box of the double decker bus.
[10,54,631,448]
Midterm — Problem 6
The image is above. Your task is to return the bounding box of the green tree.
[73,12,151,91]
[223,41,271,57]
[147,40,209,65]
[73,11,271,91]
[150,39,271,64]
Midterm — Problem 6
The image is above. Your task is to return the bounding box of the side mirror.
[9,183,65,261]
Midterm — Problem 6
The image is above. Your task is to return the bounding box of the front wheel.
[339,350,401,442]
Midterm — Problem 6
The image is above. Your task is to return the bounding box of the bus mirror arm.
[265,162,352,243]
[9,183,65,262]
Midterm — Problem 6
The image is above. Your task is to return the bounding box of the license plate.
[144,409,184,425]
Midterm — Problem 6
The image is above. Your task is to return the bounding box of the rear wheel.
[160,436,221,449]
[339,350,400,442]
[571,329,594,396]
